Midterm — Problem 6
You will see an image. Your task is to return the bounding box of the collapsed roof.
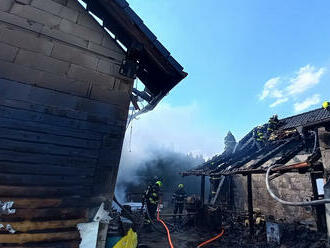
[183,108,330,177]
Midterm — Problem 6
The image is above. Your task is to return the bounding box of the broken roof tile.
[183,107,330,177]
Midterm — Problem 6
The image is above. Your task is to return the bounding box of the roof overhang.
[83,0,187,97]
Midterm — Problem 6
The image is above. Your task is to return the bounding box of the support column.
[311,173,326,233]
[318,127,330,244]
[247,174,254,239]
[201,175,205,206]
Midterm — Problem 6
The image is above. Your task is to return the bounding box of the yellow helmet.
[155,181,163,187]
[323,101,329,110]
[178,184,184,188]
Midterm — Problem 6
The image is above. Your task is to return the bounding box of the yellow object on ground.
[114,229,137,248]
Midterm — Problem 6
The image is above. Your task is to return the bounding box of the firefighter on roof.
[254,125,266,150]
[267,114,280,137]
[323,101,329,110]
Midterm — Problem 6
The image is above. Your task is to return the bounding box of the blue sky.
[122,0,330,157]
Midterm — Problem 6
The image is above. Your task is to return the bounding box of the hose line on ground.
[145,202,168,234]
[266,165,330,206]
[197,229,224,247]
[157,203,174,248]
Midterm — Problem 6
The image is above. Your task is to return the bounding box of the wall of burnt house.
[0,0,133,245]
[231,155,318,225]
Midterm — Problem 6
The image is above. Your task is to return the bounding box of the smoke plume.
[117,149,204,202]
[115,103,221,202]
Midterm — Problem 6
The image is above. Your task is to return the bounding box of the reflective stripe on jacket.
[145,184,160,205]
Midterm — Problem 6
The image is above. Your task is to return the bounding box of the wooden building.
[0,0,186,246]
[183,108,330,233]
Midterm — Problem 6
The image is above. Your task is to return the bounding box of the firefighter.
[323,101,329,110]
[144,180,162,220]
[172,184,187,223]
[267,114,280,137]
[254,125,266,150]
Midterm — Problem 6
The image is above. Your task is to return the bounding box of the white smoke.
[115,102,222,201]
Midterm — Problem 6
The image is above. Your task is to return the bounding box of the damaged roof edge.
[184,107,330,176]
[82,0,188,119]
[113,0,186,75]
[85,0,187,103]
[110,0,187,113]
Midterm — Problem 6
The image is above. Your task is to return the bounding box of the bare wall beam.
[318,127,330,244]
[247,174,254,239]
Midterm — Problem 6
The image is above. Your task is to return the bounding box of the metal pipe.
[266,165,330,206]
[310,130,318,154]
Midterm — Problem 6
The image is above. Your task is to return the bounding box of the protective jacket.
[267,116,279,135]
[144,184,160,206]
[172,188,187,205]
[254,126,265,142]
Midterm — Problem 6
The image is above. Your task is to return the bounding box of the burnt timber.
[183,107,330,177]
[0,0,186,246]
[183,107,330,236]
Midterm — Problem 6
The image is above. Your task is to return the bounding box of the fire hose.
[143,199,176,235]
[157,203,174,248]
[266,164,330,206]
[197,229,225,247]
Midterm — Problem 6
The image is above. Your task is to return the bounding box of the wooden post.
[247,174,254,239]
[311,173,326,233]
[318,127,330,244]
[201,175,205,206]
[96,223,108,248]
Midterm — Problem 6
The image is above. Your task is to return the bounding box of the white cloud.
[294,94,321,113]
[286,65,325,96]
[269,98,288,108]
[259,64,326,109]
[271,89,283,99]
[259,77,280,100]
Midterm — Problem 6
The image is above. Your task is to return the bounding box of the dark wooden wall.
[0,79,128,246]
[0,0,134,245]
